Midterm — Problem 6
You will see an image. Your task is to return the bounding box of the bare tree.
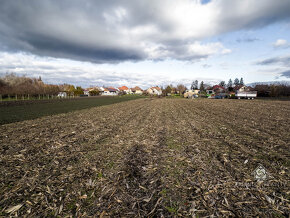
[177,84,187,96]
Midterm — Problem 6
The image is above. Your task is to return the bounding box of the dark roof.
[106,87,118,92]
[234,85,244,90]
[212,85,225,90]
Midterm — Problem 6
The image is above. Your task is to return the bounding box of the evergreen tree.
[219,81,226,87]
[195,80,199,89]
[190,80,199,89]
[227,79,233,88]
[200,81,205,91]
[190,81,195,90]
[234,78,240,86]
[240,77,244,86]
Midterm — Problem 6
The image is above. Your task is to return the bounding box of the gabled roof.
[134,86,143,91]
[118,86,129,91]
[152,86,161,91]
[107,87,118,92]
[212,85,225,90]
[84,87,97,92]
[234,85,244,90]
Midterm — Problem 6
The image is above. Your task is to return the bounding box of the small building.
[235,86,257,99]
[118,86,130,94]
[184,89,200,98]
[57,92,67,98]
[147,87,162,95]
[83,87,102,96]
[128,87,136,94]
[234,85,250,92]
[102,87,119,96]
[171,88,179,95]
[212,85,226,93]
[206,90,214,95]
[98,87,105,94]
[83,88,90,96]
[129,86,143,94]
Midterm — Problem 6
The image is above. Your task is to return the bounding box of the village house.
[212,85,226,93]
[83,87,103,96]
[234,85,251,92]
[206,90,215,95]
[234,85,257,99]
[206,90,215,98]
[118,86,130,94]
[83,88,91,96]
[184,89,200,98]
[128,87,135,94]
[57,91,67,98]
[98,87,104,91]
[147,87,162,95]
[102,87,119,96]
[171,88,179,94]
[129,86,143,94]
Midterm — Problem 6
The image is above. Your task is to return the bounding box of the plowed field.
[0,98,289,217]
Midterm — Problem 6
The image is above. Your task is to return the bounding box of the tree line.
[0,73,85,99]
[0,74,60,99]
[161,77,290,97]
[1,74,289,99]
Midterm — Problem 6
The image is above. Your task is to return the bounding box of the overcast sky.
[0,0,290,88]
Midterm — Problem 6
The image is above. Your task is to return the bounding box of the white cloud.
[146,41,231,61]
[0,51,223,88]
[273,39,289,48]
[0,0,289,63]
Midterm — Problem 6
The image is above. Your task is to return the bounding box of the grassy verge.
[0,95,144,125]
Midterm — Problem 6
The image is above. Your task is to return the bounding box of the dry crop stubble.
[0,98,289,217]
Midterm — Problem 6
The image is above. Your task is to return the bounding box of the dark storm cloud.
[280,70,290,78]
[0,0,148,63]
[236,37,260,43]
[25,34,145,63]
[256,56,290,67]
[0,0,290,63]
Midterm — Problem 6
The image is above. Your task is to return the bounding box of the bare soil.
[0,98,289,217]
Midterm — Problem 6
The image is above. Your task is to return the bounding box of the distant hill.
[247,81,290,87]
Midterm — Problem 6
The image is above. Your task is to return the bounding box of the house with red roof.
[118,86,129,94]
[212,85,226,93]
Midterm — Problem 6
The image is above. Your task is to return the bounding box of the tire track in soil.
[94,99,174,217]
[158,99,231,216]
[86,99,157,216]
